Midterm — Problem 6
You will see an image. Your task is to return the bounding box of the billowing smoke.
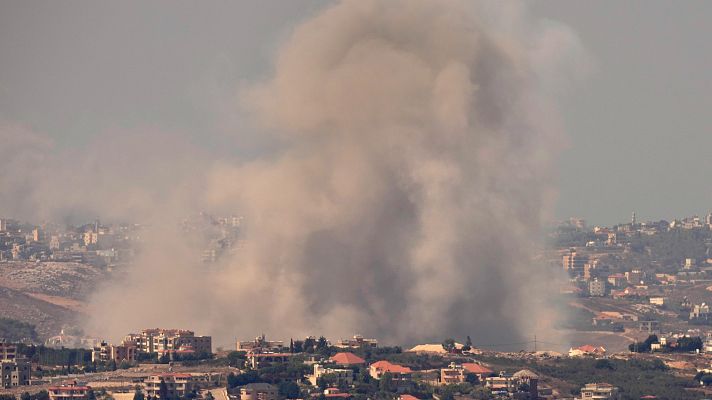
[2,0,586,348]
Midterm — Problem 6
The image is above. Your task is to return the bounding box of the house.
[484,372,515,392]
[330,352,365,366]
[369,361,412,380]
[309,364,354,386]
[462,363,493,381]
[240,383,278,400]
[48,381,91,400]
[245,352,292,369]
[334,335,378,348]
[324,388,351,398]
[649,297,667,307]
[512,370,539,399]
[568,345,606,357]
[580,383,620,399]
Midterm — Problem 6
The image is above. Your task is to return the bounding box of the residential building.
[563,249,588,277]
[690,303,711,320]
[639,320,660,334]
[625,270,644,285]
[334,335,378,348]
[309,363,354,386]
[1,359,31,388]
[143,373,195,400]
[239,382,278,400]
[48,381,91,400]
[649,297,667,307]
[236,334,284,352]
[245,352,292,369]
[588,278,606,297]
[606,274,626,289]
[440,363,467,385]
[123,328,211,355]
[92,341,136,363]
[0,341,17,361]
[579,383,620,399]
[330,352,365,366]
[369,361,412,380]
[462,363,493,382]
[484,372,515,392]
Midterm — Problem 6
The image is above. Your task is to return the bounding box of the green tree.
[226,351,246,367]
[378,372,394,392]
[442,338,456,353]
[278,381,300,399]
[462,336,473,352]
[159,379,168,400]
[133,389,145,400]
[303,338,316,353]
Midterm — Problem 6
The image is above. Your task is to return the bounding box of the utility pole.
[534,335,537,352]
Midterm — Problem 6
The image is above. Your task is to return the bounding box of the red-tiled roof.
[576,345,605,353]
[370,360,412,374]
[399,395,419,400]
[462,363,493,374]
[325,394,350,398]
[331,352,365,365]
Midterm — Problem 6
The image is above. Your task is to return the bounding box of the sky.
[1,1,711,227]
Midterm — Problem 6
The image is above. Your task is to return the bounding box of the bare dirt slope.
[0,261,106,339]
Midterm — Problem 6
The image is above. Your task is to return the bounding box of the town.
[3,211,712,399]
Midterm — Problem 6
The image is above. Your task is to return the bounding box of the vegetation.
[20,392,49,400]
[0,318,39,342]
[534,357,697,400]
[629,334,703,353]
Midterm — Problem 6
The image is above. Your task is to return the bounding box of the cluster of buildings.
[0,218,137,266]
[92,328,212,363]
[0,212,245,266]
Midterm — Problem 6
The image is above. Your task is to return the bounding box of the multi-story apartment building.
[123,329,211,355]
[48,381,91,400]
[143,373,195,400]
[563,249,588,277]
[91,341,137,363]
[0,341,17,360]
[1,342,30,389]
[1,359,31,388]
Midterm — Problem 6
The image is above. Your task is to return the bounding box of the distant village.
[4,211,712,399]
[0,330,652,400]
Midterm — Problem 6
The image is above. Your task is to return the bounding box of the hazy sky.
[1,1,710,226]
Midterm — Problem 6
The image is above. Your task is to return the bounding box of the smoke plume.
[2,0,585,348]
